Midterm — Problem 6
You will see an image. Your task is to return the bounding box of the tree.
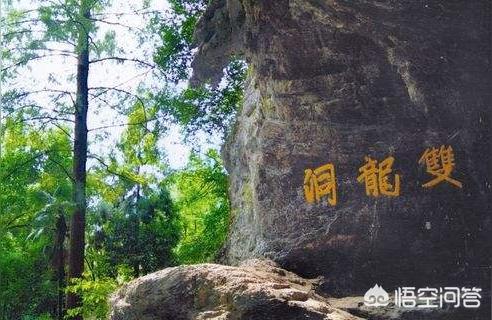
[0,118,72,319]
[160,60,247,141]
[88,103,180,277]
[153,0,247,142]
[1,1,165,317]
[153,0,208,83]
[169,150,230,264]
[68,1,90,314]
[0,0,243,317]
[94,187,180,276]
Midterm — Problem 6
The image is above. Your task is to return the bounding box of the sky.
[1,0,219,169]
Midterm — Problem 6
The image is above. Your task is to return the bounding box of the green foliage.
[117,103,163,168]
[162,60,247,140]
[0,235,56,320]
[170,150,230,264]
[93,188,181,276]
[154,23,191,82]
[1,1,239,318]
[21,314,53,320]
[38,3,79,44]
[154,0,247,141]
[65,275,117,320]
[0,119,72,232]
[86,103,180,278]
[153,0,207,82]
[0,119,72,319]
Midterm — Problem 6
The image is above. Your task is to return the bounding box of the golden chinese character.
[304,163,337,206]
[419,145,462,188]
[357,156,400,197]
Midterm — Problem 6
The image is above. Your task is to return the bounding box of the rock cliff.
[110,1,491,319]
[192,0,491,295]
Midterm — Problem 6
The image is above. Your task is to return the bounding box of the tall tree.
[89,102,178,277]
[1,1,164,317]
[0,0,242,316]
[67,1,90,314]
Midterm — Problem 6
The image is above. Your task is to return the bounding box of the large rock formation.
[110,259,360,320]
[192,0,492,296]
[110,259,481,320]
[110,1,491,319]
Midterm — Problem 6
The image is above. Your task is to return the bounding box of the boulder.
[192,0,492,295]
[109,259,360,320]
[109,259,487,320]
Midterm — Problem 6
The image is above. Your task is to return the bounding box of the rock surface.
[192,0,492,295]
[111,1,492,319]
[110,259,488,320]
[110,259,361,320]
[110,259,485,320]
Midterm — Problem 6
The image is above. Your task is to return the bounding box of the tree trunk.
[67,2,90,318]
[54,212,67,320]
[133,183,141,278]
